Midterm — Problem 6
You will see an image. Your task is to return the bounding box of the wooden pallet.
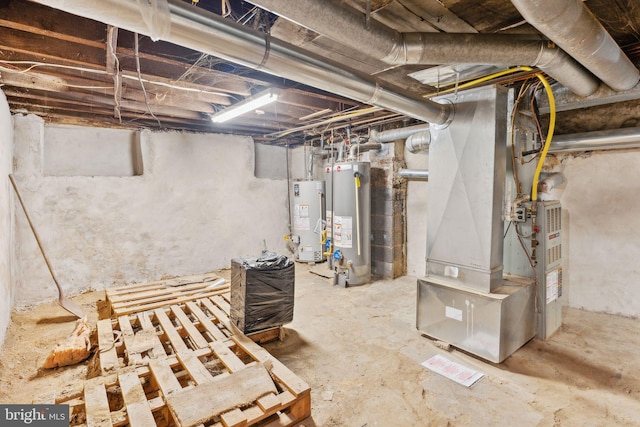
[101,274,282,354]
[103,273,230,318]
[98,295,234,373]
[58,333,310,427]
[85,273,308,426]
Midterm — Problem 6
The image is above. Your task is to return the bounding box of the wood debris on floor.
[43,273,311,427]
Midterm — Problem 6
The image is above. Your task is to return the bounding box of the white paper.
[421,354,484,387]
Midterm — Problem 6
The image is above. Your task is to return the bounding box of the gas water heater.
[325,161,371,286]
[290,180,326,262]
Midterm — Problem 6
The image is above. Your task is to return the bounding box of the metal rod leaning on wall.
[8,174,85,318]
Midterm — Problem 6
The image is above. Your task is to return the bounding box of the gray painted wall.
[12,116,289,307]
[0,92,14,348]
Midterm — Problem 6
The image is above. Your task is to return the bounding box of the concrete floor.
[0,266,639,426]
[264,265,640,426]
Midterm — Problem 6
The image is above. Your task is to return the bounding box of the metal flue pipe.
[33,0,453,125]
[370,124,430,143]
[406,131,431,153]
[549,127,640,153]
[511,0,639,92]
[398,169,429,180]
[249,0,599,96]
[347,142,382,161]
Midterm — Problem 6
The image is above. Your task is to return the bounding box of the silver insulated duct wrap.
[511,0,639,92]
[33,0,453,125]
[250,0,599,96]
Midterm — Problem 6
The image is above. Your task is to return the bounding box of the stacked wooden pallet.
[54,273,310,427]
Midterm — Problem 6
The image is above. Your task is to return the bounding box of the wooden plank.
[110,283,227,308]
[0,0,106,44]
[154,308,189,353]
[112,287,230,317]
[117,315,143,366]
[200,298,231,328]
[148,359,182,397]
[210,340,245,373]
[220,408,248,427]
[137,312,166,359]
[84,378,113,427]
[0,26,105,68]
[247,327,281,344]
[256,393,281,413]
[185,301,227,342]
[240,406,264,424]
[176,352,213,386]
[97,319,120,373]
[221,292,232,304]
[211,295,231,316]
[171,305,209,349]
[106,273,223,297]
[132,346,211,379]
[262,411,297,427]
[166,363,277,427]
[109,280,224,304]
[117,371,156,427]
[231,333,310,397]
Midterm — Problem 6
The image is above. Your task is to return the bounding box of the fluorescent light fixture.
[210,88,279,123]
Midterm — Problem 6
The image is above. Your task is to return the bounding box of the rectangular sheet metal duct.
[426,85,508,293]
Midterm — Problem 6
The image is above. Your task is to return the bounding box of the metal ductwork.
[406,132,431,154]
[398,169,429,180]
[249,0,599,96]
[33,0,453,126]
[511,0,639,92]
[549,127,640,153]
[347,143,382,161]
[369,124,430,143]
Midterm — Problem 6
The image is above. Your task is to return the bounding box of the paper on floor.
[421,354,484,387]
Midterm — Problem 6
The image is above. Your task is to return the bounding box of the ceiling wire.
[134,33,162,128]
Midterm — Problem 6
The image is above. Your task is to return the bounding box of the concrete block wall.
[370,142,407,280]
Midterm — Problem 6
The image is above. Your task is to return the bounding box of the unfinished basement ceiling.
[1,0,640,144]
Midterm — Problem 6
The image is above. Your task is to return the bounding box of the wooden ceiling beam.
[0,0,106,45]
[0,26,106,68]
[5,88,210,121]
